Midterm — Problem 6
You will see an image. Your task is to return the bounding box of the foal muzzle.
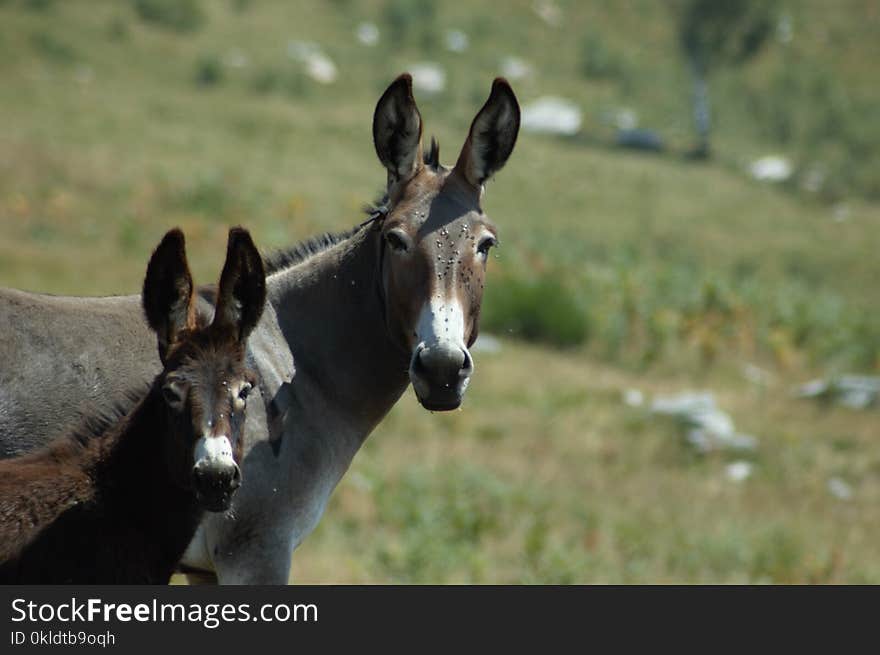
[192,435,241,512]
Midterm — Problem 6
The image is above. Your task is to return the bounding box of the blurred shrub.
[22,0,55,10]
[489,252,880,373]
[482,271,590,348]
[249,68,280,94]
[194,55,223,87]
[248,67,309,98]
[580,31,626,81]
[382,0,438,49]
[105,16,130,41]
[229,0,252,12]
[29,30,77,64]
[133,0,204,33]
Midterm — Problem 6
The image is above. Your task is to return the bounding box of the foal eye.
[385,231,408,252]
[477,236,497,256]
[162,381,185,409]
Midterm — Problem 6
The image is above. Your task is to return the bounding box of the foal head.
[372,74,520,410]
[142,228,266,512]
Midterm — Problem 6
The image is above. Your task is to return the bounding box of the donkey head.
[373,74,520,410]
[142,228,266,512]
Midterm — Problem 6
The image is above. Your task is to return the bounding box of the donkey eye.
[232,382,252,413]
[162,380,185,409]
[386,231,408,253]
[477,236,497,255]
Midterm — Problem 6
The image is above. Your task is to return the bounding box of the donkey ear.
[213,227,266,342]
[142,229,195,359]
[373,73,423,185]
[454,78,520,188]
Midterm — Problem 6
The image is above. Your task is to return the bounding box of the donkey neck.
[267,226,411,437]
[94,388,198,521]
[0,386,202,581]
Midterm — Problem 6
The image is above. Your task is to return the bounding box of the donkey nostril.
[412,347,428,375]
[460,349,473,375]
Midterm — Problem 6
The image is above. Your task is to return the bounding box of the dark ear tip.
[227,226,254,249]
[384,73,415,103]
[158,228,186,253]
[146,229,188,283]
[490,77,519,106]
[227,227,265,277]
[394,72,413,89]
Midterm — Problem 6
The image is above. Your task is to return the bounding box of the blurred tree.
[670,0,777,158]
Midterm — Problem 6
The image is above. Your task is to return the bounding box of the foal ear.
[373,73,423,186]
[454,78,520,189]
[213,227,266,342]
[142,229,195,358]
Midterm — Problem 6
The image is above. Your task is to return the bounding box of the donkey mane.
[264,226,365,275]
[264,138,442,275]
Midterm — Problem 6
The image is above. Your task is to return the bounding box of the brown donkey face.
[143,228,266,512]
[373,75,519,410]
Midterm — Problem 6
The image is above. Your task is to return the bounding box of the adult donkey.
[0,74,520,583]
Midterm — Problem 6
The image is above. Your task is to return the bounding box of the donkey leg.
[205,512,295,585]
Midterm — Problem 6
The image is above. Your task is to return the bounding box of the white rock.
[532,0,562,26]
[777,14,793,44]
[836,375,880,408]
[444,29,468,53]
[827,477,853,501]
[651,391,716,416]
[796,375,880,409]
[614,108,638,130]
[686,429,757,453]
[623,389,644,408]
[749,155,793,182]
[832,203,850,223]
[725,461,753,483]
[500,56,532,81]
[652,391,758,453]
[225,49,248,69]
[285,41,337,84]
[304,52,337,84]
[521,97,582,136]
[796,378,830,398]
[409,62,446,94]
[356,22,379,46]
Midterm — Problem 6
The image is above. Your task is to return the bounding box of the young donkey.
[0,227,266,583]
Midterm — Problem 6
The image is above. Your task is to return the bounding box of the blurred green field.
[0,0,878,583]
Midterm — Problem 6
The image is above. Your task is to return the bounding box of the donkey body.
[0,228,265,583]
[0,75,520,583]
[0,391,205,583]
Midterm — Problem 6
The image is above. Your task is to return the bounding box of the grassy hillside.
[0,0,878,583]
